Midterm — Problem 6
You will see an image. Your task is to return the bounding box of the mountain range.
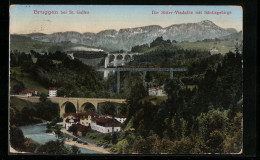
[15,20,241,51]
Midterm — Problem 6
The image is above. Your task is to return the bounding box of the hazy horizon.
[11,20,242,35]
[10,5,242,34]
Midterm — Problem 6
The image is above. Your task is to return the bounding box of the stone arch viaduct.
[11,95,126,118]
[104,52,144,78]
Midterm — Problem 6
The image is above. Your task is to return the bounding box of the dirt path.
[61,128,110,154]
[9,146,28,154]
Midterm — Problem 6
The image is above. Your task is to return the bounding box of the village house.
[78,110,96,127]
[210,47,219,55]
[148,86,166,96]
[49,87,57,97]
[115,114,127,123]
[63,111,126,134]
[91,116,122,133]
[71,123,91,136]
[63,113,80,130]
[19,89,37,97]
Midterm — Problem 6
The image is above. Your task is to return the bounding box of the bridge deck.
[97,67,187,72]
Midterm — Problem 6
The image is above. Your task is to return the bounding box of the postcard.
[9,5,243,154]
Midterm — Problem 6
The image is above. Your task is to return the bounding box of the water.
[19,123,101,154]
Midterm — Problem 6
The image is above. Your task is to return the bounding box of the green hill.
[10,67,48,95]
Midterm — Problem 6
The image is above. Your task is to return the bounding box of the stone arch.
[132,54,138,60]
[97,101,119,115]
[60,101,77,117]
[108,55,115,63]
[116,55,123,60]
[81,102,96,112]
[125,55,131,61]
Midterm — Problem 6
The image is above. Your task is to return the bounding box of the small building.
[148,87,165,96]
[78,110,96,127]
[19,89,37,97]
[115,114,127,123]
[49,87,57,97]
[91,117,121,133]
[63,113,80,130]
[77,124,91,136]
[210,47,219,55]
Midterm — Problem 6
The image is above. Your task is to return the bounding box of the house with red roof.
[62,111,126,134]
[148,86,166,96]
[210,47,219,55]
[91,116,122,133]
[49,87,57,97]
[19,89,37,97]
[76,124,91,136]
[78,110,97,127]
[115,114,127,123]
[63,113,80,130]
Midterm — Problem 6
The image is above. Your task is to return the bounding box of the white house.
[91,117,121,133]
[78,110,96,127]
[19,89,37,97]
[148,87,166,96]
[210,47,219,55]
[115,114,127,123]
[49,87,57,97]
[63,113,80,130]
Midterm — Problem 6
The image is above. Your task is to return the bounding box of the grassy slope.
[141,96,167,106]
[173,40,240,54]
[10,96,36,111]
[10,97,47,124]
[10,67,48,94]
[10,35,108,54]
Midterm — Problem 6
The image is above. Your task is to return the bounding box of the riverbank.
[60,128,111,154]
[9,146,28,154]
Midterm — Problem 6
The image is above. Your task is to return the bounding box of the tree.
[39,93,47,102]
[127,83,146,119]
[21,107,30,121]
[71,146,80,154]
[164,79,185,139]
[68,125,77,135]
[10,125,25,150]
[12,81,25,94]
[36,140,70,154]
[205,130,224,152]
[150,37,164,48]
[144,72,152,95]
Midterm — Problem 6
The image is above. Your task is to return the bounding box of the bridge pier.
[113,54,118,67]
[104,70,109,79]
[117,71,120,94]
[67,53,74,60]
[143,71,147,88]
[130,54,134,61]
[170,69,173,80]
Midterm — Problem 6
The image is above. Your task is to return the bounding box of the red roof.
[91,115,100,121]
[102,114,112,118]
[78,110,96,117]
[116,114,126,118]
[63,113,80,118]
[19,89,36,94]
[149,87,163,90]
[77,124,91,132]
[71,123,91,132]
[93,117,121,127]
[49,87,57,90]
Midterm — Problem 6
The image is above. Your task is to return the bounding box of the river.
[19,122,101,154]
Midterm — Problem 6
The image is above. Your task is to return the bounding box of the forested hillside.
[10,36,242,153]
[10,50,110,98]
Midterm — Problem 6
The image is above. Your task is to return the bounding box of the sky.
[10,5,243,34]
